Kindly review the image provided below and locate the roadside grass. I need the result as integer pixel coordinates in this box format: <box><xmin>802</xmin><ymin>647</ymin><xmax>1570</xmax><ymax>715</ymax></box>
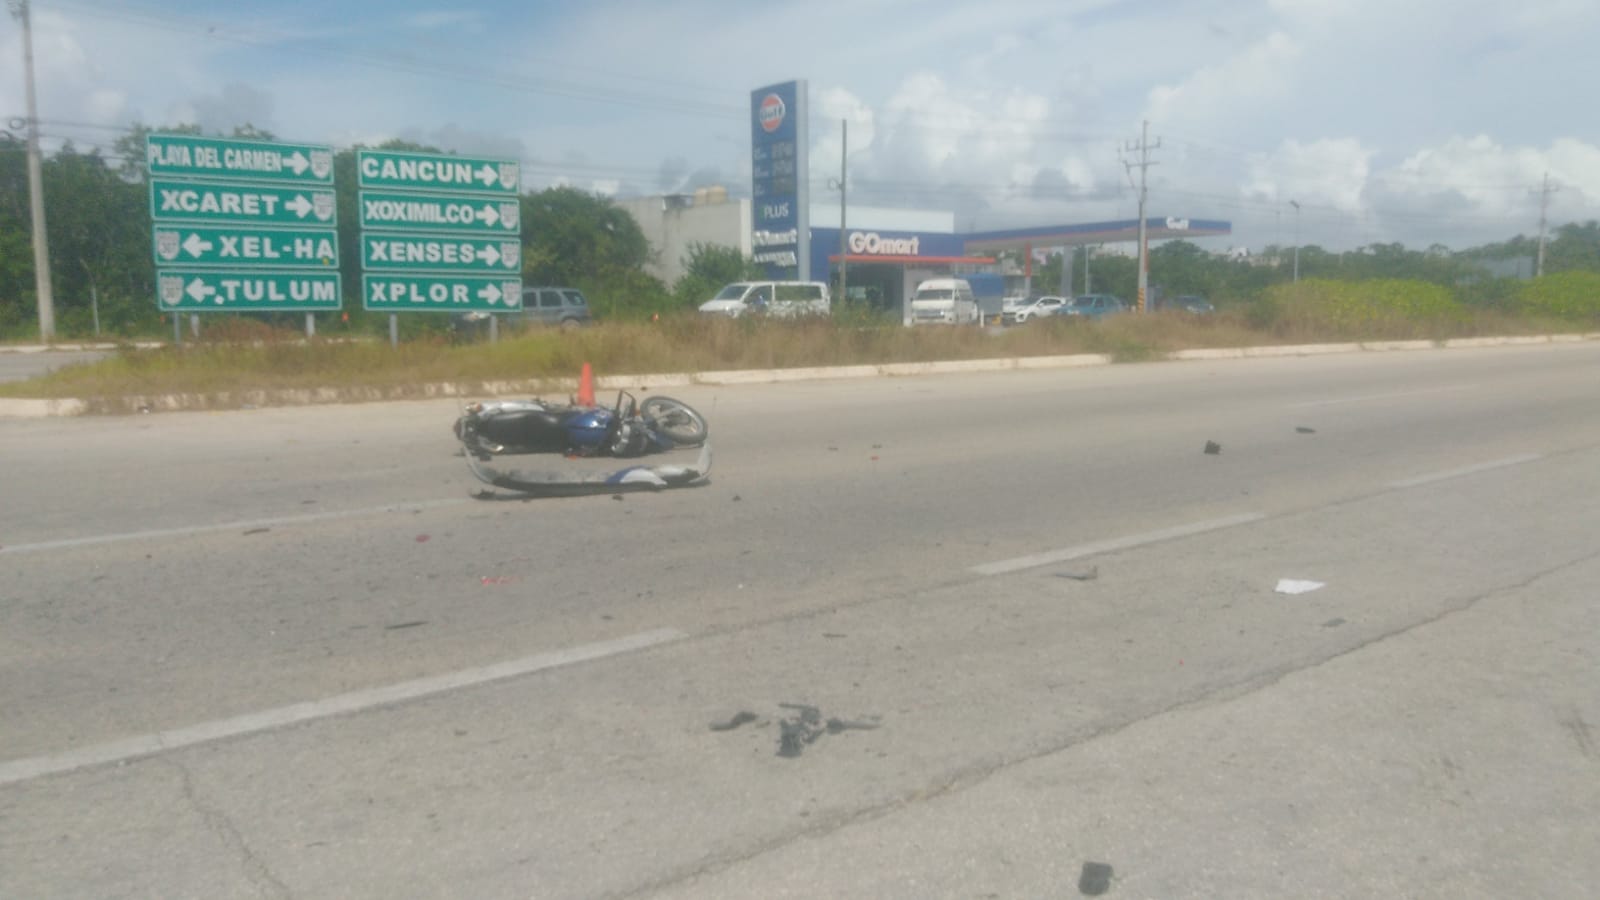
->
<box><xmin>2</xmin><ymin>308</ymin><xmax>1595</xmax><ymax>411</ymax></box>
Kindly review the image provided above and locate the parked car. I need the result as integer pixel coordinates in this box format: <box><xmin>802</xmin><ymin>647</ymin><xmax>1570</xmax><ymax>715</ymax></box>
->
<box><xmin>1002</xmin><ymin>295</ymin><xmax>1069</xmax><ymax>324</ymax></box>
<box><xmin>1061</xmin><ymin>294</ymin><xmax>1128</xmax><ymax>319</ymax></box>
<box><xmin>1166</xmin><ymin>294</ymin><xmax>1214</xmax><ymax>314</ymax></box>
<box><xmin>517</xmin><ymin>286</ymin><xmax>594</xmax><ymax>328</ymax></box>
<box><xmin>453</xmin><ymin>286</ymin><xmax>593</xmax><ymax>337</ymax></box>
<box><xmin>698</xmin><ymin>281</ymin><xmax>830</xmax><ymax>318</ymax></box>
<box><xmin>908</xmin><ymin>277</ymin><xmax>980</xmax><ymax>325</ymax></box>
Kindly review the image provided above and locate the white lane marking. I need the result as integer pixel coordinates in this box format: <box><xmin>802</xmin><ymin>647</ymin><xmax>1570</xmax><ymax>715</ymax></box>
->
<box><xmin>0</xmin><ymin>628</ymin><xmax>686</xmax><ymax>788</ymax></box>
<box><xmin>1286</xmin><ymin>385</ymin><xmax>1473</xmax><ymax>409</ymax></box>
<box><xmin>1388</xmin><ymin>454</ymin><xmax>1543</xmax><ymax>489</ymax></box>
<box><xmin>971</xmin><ymin>513</ymin><xmax>1267</xmax><ymax>576</ymax></box>
<box><xmin>0</xmin><ymin>498</ymin><xmax>471</xmax><ymax>555</ymax></box>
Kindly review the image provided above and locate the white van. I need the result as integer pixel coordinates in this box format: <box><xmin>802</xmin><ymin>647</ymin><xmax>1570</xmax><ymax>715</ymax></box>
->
<box><xmin>909</xmin><ymin>278</ymin><xmax>979</xmax><ymax>325</ymax></box>
<box><xmin>698</xmin><ymin>281</ymin><xmax>830</xmax><ymax>318</ymax></box>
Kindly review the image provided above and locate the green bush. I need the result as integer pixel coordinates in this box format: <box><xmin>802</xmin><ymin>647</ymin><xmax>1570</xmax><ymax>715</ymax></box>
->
<box><xmin>1515</xmin><ymin>271</ymin><xmax>1600</xmax><ymax>321</ymax></box>
<box><xmin>1455</xmin><ymin>277</ymin><xmax>1522</xmax><ymax>311</ymax></box>
<box><xmin>577</xmin><ymin>268</ymin><xmax>672</xmax><ymax>322</ymax></box>
<box><xmin>1261</xmin><ymin>278</ymin><xmax>1465</xmax><ymax>337</ymax></box>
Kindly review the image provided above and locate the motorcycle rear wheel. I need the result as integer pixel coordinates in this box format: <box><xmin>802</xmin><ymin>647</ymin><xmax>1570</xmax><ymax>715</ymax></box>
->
<box><xmin>641</xmin><ymin>396</ymin><xmax>708</xmax><ymax>446</ymax></box>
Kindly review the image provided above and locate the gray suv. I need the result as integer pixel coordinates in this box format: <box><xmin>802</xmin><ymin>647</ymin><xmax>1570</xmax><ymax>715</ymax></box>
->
<box><xmin>455</xmin><ymin>286</ymin><xmax>593</xmax><ymax>337</ymax></box>
<box><xmin>517</xmin><ymin>286</ymin><xmax>592</xmax><ymax>328</ymax></box>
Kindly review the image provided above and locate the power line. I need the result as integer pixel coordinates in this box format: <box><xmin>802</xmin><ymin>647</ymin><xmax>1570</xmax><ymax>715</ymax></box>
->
<box><xmin>40</xmin><ymin>2</ymin><xmax>1153</xmax><ymax>144</ymax></box>
<box><xmin>59</xmin><ymin>0</ymin><xmax>741</xmax><ymax>102</ymax></box>
<box><xmin>49</xmin><ymin>0</ymin><xmax>746</xmax><ymax>119</ymax></box>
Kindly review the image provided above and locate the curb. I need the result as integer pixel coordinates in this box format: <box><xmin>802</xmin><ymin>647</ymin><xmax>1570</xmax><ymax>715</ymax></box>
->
<box><xmin>3</xmin><ymin>333</ymin><xmax>1597</xmax><ymax>419</ymax></box>
<box><xmin>0</xmin><ymin>342</ymin><xmax>164</xmax><ymax>354</ymax></box>
<box><xmin>0</xmin><ymin>398</ymin><xmax>89</xmax><ymax>416</ymax></box>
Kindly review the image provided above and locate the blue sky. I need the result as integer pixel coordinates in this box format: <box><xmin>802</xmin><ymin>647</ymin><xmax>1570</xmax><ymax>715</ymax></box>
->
<box><xmin>3</xmin><ymin>0</ymin><xmax>1598</xmax><ymax>252</ymax></box>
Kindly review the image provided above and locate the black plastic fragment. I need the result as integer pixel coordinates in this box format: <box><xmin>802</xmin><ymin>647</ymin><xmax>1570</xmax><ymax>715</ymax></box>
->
<box><xmin>710</xmin><ymin>711</ymin><xmax>759</xmax><ymax>732</ymax></box>
<box><xmin>1079</xmin><ymin>861</ymin><xmax>1114</xmax><ymax>895</ymax></box>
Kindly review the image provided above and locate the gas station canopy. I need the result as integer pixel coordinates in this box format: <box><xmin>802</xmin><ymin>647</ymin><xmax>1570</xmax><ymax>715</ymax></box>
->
<box><xmin>962</xmin><ymin>217</ymin><xmax>1231</xmax><ymax>254</ymax></box>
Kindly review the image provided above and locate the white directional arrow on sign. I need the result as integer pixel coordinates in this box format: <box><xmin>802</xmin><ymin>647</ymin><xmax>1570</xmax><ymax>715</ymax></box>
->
<box><xmin>185</xmin><ymin>279</ymin><xmax>218</xmax><ymax>303</ymax></box>
<box><xmin>476</xmin><ymin>205</ymin><xmax>500</xmax><ymax>227</ymax></box>
<box><xmin>476</xmin><ymin>245</ymin><xmax>502</xmax><ymax>266</ymax></box>
<box><xmin>285</xmin><ymin>195</ymin><xmax>315</xmax><ymax>219</ymax></box>
<box><xmin>182</xmin><ymin>234</ymin><xmax>214</xmax><ymax>257</ymax></box>
<box><xmin>285</xmin><ymin>151</ymin><xmax>310</xmax><ymax>175</ymax></box>
<box><xmin>477</xmin><ymin>284</ymin><xmax>503</xmax><ymax>305</ymax></box>
<box><xmin>476</xmin><ymin>164</ymin><xmax>498</xmax><ymax>187</ymax></box>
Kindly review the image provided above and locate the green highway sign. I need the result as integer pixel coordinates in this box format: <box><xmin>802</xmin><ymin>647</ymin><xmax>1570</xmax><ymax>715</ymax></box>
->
<box><xmin>146</xmin><ymin>134</ymin><xmax>334</xmax><ymax>185</ymax></box>
<box><xmin>363</xmin><ymin>274</ymin><xmax>524</xmax><ymax>312</ymax></box>
<box><xmin>157</xmin><ymin>270</ymin><xmax>342</xmax><ymax>312</ymax></box>
<box><xmin>153</xmin><ymin>225</ymin><xmax>339</xmax><ymax>268</ymax></box>
<box><xmin>357</xmin><ymin>149</ymin><xmax>519</xmax><ymax>195</ymax></box>
<box><xmin>359</xmin><ymin>190</ymin><xmax>520</xmax><ymax>235</ymax></box>
<box><xmin>151</xmin><ymin>179</ymin><xmax>336</xmax><ymax>226</ymax></box>
<box><xmin>361</xmin><ymin>233</ymin><xmax>521</xmax><ymax>273</ymax></box>
<box><xmin>355</xmin><ymin>149</ymin><xmax>521</xmax><ymax>325</ymax></box>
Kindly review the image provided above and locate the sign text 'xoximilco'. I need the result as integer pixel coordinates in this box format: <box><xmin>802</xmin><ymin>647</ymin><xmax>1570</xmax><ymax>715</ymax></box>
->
<box><xmin>359</xmin><ymin>191</ymin><xmax>520</xmax><ymax>234</ymax></box>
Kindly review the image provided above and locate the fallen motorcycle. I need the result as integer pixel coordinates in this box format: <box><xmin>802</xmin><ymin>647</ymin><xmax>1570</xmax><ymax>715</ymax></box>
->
<box><xmin>454</xmin><ymin>390</ymin><xmax>707</xmax><ymax>459</ymax></box>
<box><xmin>455</xmin><ymin>390</ymin><xmax>713</xmax><ymax>497</ymax></box>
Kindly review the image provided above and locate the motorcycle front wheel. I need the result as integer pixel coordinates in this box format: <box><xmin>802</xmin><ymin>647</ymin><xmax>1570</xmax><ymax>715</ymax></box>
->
<box><xmin>641</xmin><ymin>396</ymin><xmax>708</xmax><ymax>446</ymax></box>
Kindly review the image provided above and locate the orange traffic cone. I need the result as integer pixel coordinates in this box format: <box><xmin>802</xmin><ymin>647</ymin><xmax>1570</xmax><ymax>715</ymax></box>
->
<box><xmin>577</xmin><ymin>361</ymin><xmax>595</xmax><ymax>407</ymax></box>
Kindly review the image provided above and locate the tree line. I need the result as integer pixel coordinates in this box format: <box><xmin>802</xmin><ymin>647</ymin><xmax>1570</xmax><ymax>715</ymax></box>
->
<box><xmin>2</xmin><ymin>126</ymin><xmax>1596</xmax><ymax>338</ymax></box>
<box><xmin>1026</xmin><ymin>225</ymin><xmax>1600</xmax><ymax>311</ymax></box>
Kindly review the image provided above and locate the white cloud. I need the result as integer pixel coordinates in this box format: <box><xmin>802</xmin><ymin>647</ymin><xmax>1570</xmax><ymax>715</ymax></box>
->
<box><xmin>1375</xmin><ymin>136</ymin><xmax>1600</xmax><ymax>224</ymax></box>
<box><xmin>174</xmin><ymin>83</ymin><xmax>278</xmax><ymax>136</ymax></box>
<box><xmin>826</xmin><ymin>70</ymin><xmax>1107</xmax><ymax>223</ymax></box>
<box><xmin>1244</xmin><ymin>138</ymin><xmax>1373</xmax><ymax>212</ymax></box>
<box><xmin>1144</xmin><ymin>32</ymin><xmax>1301</xmax><ymax>132</ymax></box>
<box><xmin>393</xmin><ymin>123</ymin><xmax>528</xmax><ymax>159</ymax></box>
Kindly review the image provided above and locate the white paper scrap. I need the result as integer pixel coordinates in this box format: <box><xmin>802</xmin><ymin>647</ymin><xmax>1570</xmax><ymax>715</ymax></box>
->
<box><xmin>1275</xmin><ymin>578</ymin><xmax>1326</xmax><ymax>595</ymax></box>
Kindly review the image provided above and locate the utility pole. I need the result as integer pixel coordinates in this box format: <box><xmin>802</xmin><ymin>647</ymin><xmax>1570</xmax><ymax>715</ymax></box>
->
<box><xmin>1533</xmin><ymin>172</ymin><xmax>1558</xmax><ymax>277</ymax></box>
<box><xmin>1289</xmin><ymin>200</ymin><xmax>1301</xmax><ymax>283</ymax></box>
<box><xmin>1122</xmin><ymin>120</ymin><xmax>1159</xmax><ymax>313</ymax></box>
<box><xmin>838</xmin><ymin>120</ymin><xmax>847</xmax><ymax>307</ymax></box>
<box><xmin>10</xmin><ymin>0</ymin><xmax>56</xmax><ymax>340</ymax></box>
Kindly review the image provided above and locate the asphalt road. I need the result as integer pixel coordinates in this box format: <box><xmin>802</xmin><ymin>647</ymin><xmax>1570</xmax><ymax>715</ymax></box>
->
<box><xmin>3</xmin><ymin>343</ymin><xmax>1599</xmax><ymax>898</ymax></box>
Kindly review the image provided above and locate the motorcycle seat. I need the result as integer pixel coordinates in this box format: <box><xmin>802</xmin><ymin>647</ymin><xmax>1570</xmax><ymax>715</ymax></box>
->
<box><xmin>477</xmin><ymin>409</ymin><xmax>571</xmax><ymax>451</ymax></box>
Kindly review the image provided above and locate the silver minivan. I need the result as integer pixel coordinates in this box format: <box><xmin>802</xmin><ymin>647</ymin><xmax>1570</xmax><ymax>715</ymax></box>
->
<box><xmin>698</xmin><ymin>281</ymin><xmax>830</xmax><ymax>318</ymax></box>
